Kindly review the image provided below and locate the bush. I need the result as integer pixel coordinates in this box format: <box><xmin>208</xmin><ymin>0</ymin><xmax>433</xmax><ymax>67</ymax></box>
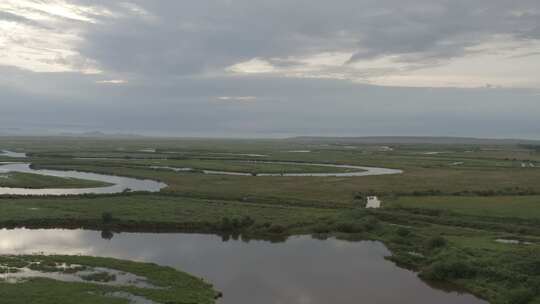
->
<box><xmin>220</xmin><ymin>217</ymin><xmax>233</xmax><ymax>231</ymax></box>
<box><xmin>240</xmin><ymin>216</ymin><xmax>255</xmax><ymax>227</ymax></box>
<box><xmin>335</xmin><ymin>222</ymin><xmax>364</xmax><ymax>233</ymax></box>
<box><xmin>422</xmin><ymin>260</ymin><xmax>477</xmax><ymax>281</ymax></box>
<box><xmin>101</xmin><ymin>212</ymin><xmax>113</xmax><ymax>224</ymax></box>
<box><xmin>230</xmin><ymin>218</ymin><xmax>240</xmax><ymax>229</ymax></box>
<box><xmin>362</xmin><ymin>216</ymin><xmax>379</xmax><ymax>231</ymax></box>
<box><xmin>396</xmin><ymin>227</ymin><xmax>411</xmax><ymax>237</ymax></box>
<box><xmin>504</xmin><ymin>288</ymin><xmax>535</xmax><ymax>304</ymax></box>
<box><xmin>268</xmin><ymin>224</ymin><xmax>286</xmax><ymax>234</ymax></box>
<box><xmin>353</xmin><ymin>192</ymin><xmax>365</xmax><ymax>200</ymax></box>
<box><xmin>426</xmin><ymin>236</ymin><xmax>447</xmax><ymax>250</ymax></box>
<box><xmin>313</xmin><ymin>224</ymin><xmax>331</xmax><ymax>234</ymax></box>
<box><xmin>220</xmin><ymin>216</ymin><xmax>255</xmax><ymax>231</ymax></box>
<box><xmin>81</xmin><ymin>272</ymin><xmax>116</xmax><ymax>283</ymax></box>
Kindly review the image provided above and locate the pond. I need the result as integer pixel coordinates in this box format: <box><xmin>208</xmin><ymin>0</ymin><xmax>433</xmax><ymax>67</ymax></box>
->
<box><xmin>0</xmin><ymin>228</ymin><xmax>487</xmax><ymax>304</ymax></box>
<box><xmin>0</xmin><ymin>163</ymin><xmax>166</xmax><ymax>195</ymax></box>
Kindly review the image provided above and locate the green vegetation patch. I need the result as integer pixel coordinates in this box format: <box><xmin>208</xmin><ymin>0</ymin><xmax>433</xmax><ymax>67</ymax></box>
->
<box><xmin>0</xmin><ymin>194</ymin><xmax>340</xmax><ymax>236</ymax></box>
<box><xmin>0</xmin><ymin>255</ymin><xmax>219</xmax><ymax>304</ymax></box>
<box><xmin>385</xmin><ymin>195</ymin><xmax>540</xmax><ymax>219</ymax></box>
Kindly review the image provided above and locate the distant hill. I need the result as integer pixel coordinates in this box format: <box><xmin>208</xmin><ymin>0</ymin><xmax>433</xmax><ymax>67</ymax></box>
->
<box><xmin>58</xmin><ymin>131</ymin><xmax>146</xmax><ymax>139</ymax></box>
<box><xmin>288</xmin><ymin>136</ymin><xmax>540</xmax><ymax>145</ymax></box>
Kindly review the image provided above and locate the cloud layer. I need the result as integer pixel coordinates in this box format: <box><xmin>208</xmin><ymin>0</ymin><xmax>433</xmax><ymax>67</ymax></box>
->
<box><xmin>1</xmin><ymin>1</ymin><xmax>539</xmax><ymax>137</ymax></box>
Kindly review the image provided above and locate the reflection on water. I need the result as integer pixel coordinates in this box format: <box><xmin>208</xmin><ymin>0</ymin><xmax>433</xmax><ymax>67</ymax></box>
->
<box><xmin>0</xmin><ymin>150</ymin><xmax>27</xmax><ymax>158</ymax></box>
<box><xmin>0</xmin><ymin>163</ymin><xmax>166</xmax><ymax>195</ymax></box>
<box><xmin>0</xmin><ymin>228</ymin><xmax>486</xmax><ymax>304</ymax></box>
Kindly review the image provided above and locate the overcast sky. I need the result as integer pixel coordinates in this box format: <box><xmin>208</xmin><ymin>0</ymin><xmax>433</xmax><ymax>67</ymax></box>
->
<box><xmin>1</xmin><ymin>0</ymin><xmax>539</xmax><ymax>138</ymax></box>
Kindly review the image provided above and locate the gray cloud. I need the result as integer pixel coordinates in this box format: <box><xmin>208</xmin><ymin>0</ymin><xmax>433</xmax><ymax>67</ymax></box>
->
<box><xmin>66</xmin><ymin>0</ymin><xmax>540</xmax><ymax>76</ymax></box>
<box><xmin>1</xmin><ymin>65</ymin><xmax>539</xmax><ymax>138</ymax></box>
<box><xmin>1</xmin><ymin>1</ymin><xmax>539</xmax><ymax>138</ymax></box>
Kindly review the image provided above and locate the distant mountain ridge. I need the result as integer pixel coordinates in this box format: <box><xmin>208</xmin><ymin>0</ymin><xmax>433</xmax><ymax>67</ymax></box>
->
<box><xmin>58</xmin><ymin>131</ymin><xmax>146</xmax><ymax>138</ymax></box>
<box><xmin>288</xmin><ymin>136</ymin><xmax>540</xmax><ymax>145</ymax></box>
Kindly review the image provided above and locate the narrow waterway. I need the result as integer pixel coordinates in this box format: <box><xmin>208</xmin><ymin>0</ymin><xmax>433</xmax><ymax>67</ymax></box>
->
<box><xmin>151</xmin><ymin>161</ymin><xmax>404</xmax><ymax>177</ymax></box>
<box><xmin>0</xmin><ymin>163</ymin><xmax>166</xmax><ymax>195</ymax></box>
<box><xmin>0</xmin><ymin>150</ymin><xmax>27</xmax><ymax>158</ymax></box>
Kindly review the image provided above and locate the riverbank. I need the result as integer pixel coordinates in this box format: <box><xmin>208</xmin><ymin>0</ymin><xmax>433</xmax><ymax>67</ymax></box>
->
<box><xmin>0</xmin><ymin>254</ymin><xmax>219</xmax><ymax>304</ymax></box>
<box><xmin>0</xmin><ymin>163</ymin><xmax>166</xmax><ymax>195</ymax></box>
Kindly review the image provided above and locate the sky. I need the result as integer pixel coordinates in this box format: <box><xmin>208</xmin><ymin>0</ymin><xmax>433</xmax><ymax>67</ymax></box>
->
<box><xmin>0</xmin><ymin>0</ymin><xmax>539</xmax><ymax>138</ymax></box>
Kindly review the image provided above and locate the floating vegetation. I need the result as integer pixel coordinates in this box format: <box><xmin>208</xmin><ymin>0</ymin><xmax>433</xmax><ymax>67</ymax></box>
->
<box><xmin>0</xmin><ymin>255</ymin><xmax>219</xmax><ymax>303</ymax></box>
<box><xmin>0</xmin><ymin>256</ymin><xmax>159</xmax><ymax>289</ymax></box>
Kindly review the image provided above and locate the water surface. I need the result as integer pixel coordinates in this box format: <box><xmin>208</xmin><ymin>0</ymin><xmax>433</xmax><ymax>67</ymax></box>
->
<box><xmin>152</xmin><ymin>161</ymin><xmax>403</xmax><ymax>177</ymax></box>
<box><xmin>0</xmin><ymin>229</ymin><xmax>486</xmax><ymax>304</ymax></box>
<box><xmin>0</xmin><ymin>150</ymin><xmax>27</xmax><ymax>158</ymax></box>
<box><xmin>0</xmin><ymin>163</ymin><xmax>166</xmax><ymax>195</ymax></box>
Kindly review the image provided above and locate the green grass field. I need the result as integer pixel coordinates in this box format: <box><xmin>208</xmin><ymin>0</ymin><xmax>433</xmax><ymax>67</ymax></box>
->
<box><xmin>385</xmin><ymin>195</ymin><xmax>540</xmax><ymax>219</ymax></box>
<box><xmin>1</xmin><ymin>136</ymin><xmax>539</xmax><ymax>304</ymax></box>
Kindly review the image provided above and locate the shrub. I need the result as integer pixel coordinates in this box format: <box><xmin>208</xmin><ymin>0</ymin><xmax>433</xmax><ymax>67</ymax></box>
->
<box><xmin>422</xmin><ymin>260</ymin><xmax>477</xmax><ymax>281</ymax></box>
<box><xmin>101</xmin><ymin>212</ymin><xmax>113</xmax><ymax>224</ymax></box>
<box><xmin>335</xmin><ymin>222</ymin><xmax>364</xmax><ymax>233</ymax></box>
<box><xmin>504</xmin><ymin>288</ymin><xmax>535</xmax><ymax>304</ymax></box>
<box><xmin>240</xmin><ymin>216</ymin><xmax>255</xmax><ymax>227</ymax></box>
<box><xmin>230</xmin><ymin>218</ymin><xmax>240</xmax><ymax>229</ymax></box>
<box><xmin>362</xmin><ymin>216</ymin><xmax>379</xmax><ymax>231</ymax></box>
<box><xmin>353</xmin><ymin>192</ymin><xmax>365</xmax><ymax>200</ymax></box>
<box><xmin>426</xmin><ymin>236</ymin><xmax>447</xmax><ymax>250</ymax></box>
<box><xmin>220</xmin><ymin>217</ymin><xmax>233</xmax><ymax>231</ymax></box>
<box><xmin>81</xmin><ymin>272</ymin><xmax>116</xmax><ymax>283</ymax></box>
<box><xmin>313</xmin><ymin>224</ymin><xmax>331</xmax><ymax>234</ymax></box>
<box><xmin>396</xmin><ymin>227</ymin><xmax>411</xmax><ymax>237</ymax></box>
<box><xmin>268</xmin><ymin>224</ymin><xmax>286</xmax><ymax>234</ymax></box>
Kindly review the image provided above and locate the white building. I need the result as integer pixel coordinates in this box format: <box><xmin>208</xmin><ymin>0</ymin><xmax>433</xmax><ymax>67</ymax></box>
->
<box><xmin>365</xmin><ymin>196</ymin><xmax>381</xmax><ymax>209</ymax></box>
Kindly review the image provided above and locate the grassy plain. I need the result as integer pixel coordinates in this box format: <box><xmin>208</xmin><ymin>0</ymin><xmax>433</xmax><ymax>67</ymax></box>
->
<box><xmin>385</xmin><ymin>195</ymin><xmax>540</xmax><ymax>219</ymax></box>
<box><xmin>0</xmin><ymin>136</ymin><xmax>539</xmax><ymax>304</ymax></box>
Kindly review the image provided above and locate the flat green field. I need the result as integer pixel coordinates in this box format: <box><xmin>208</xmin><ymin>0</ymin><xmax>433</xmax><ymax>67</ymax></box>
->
<box><xmin>1</xmin><ymin>136</ymin><xmax>539</xmax><ymax>304</ymax></box>
<box><xmin>385</xmin><ymin>195</ymin><xmax>540</xmax><ymax>219</ymax></box>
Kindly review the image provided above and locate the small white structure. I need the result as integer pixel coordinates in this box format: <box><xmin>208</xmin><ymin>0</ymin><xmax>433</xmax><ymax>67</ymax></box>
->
<box><xmin>138</xmin><ymin>148</ymin><xmax>156</xmax><ymax>153</ymax></box>
<box><xmin>365</xmin><ymin>196</ymin><xmax>381</xmax><ymax>209</ymax></box>
<box><xmin>378</xmin><ymin>146</ymin><xmax>394</xmax><ymax>152</ymax></box>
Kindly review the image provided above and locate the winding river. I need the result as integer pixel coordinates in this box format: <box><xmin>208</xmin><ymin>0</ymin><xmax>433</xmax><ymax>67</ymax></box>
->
<box><xmin>151</xmin><ymin>161</ymin><xmax>403</xmax><ymax>177</ymax></box>
<box><xmin>0</xmin><ymin>150</ymin><xmax>27</xmax><ymax>158</ymax></box>
<box><xmin>0</xmin><ymin>163</ymin><xmax>166</xmax><ymax>195</ymax></box>
<box><xmin>1</xmin><ymin>150</ymin><xmax>402</xmax><ymax>195</ymax></box>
